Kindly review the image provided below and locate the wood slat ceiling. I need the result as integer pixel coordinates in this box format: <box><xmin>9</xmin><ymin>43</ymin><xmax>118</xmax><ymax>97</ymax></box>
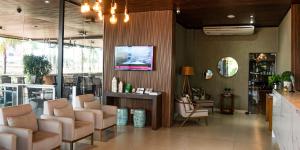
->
<box><xmin>0</xmin><ymin>0</ymin><xmax>292</xmax><ymax>41</ymax></box>
<box><xmin>174</xmin><ymin>0</ymin><xmax>291</xmax><ymax>28</ymax></box>
<box><xmin>0</xmin><ymin>0</ymin><xmax>103</xmax><ymax>41</ymax></box>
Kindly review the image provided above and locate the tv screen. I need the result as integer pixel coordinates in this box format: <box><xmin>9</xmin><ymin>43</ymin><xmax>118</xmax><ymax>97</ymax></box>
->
<box><xmin>114</xmin><ymin>46</ymin><xmax>154</xmax><ymax>71</ymax></box>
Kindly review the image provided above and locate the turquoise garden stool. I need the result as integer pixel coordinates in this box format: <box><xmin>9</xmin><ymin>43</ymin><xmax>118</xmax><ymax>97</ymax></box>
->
<box><xmin>117</xmin><ymin>108</ymin><xmax>128</xmax><ymax>126</ymax></box>
<box><xmin>133</xmin><ymin>109</ymin><xmax>146</xmax><ymax>128</ymax></box>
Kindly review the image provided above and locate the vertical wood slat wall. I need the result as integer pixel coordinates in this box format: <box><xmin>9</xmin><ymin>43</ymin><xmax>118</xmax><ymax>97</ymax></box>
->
<box><xmin>292</xmin><ymin>4</ymin><xmax>300</xmax><ymax>90</ymax></box>
<box><xmin>103</xmin><ymin>10</ymin><xmax>175</xmax><ymax>127</ymax></box>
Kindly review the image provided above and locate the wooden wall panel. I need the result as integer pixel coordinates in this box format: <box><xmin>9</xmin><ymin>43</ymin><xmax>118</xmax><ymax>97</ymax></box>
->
<box><xmin>103</xmin><ymin>10</ymin><xmax>175</xmax><ymax>127</ymax></box>
<box><xmin>292</xmin><ymin>4</ymin><xmax>300</xmax><ymax>90</ymax></box>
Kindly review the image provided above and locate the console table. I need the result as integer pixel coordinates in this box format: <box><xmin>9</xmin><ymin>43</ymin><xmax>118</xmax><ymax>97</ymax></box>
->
<box><xmin>103</xmin><ymin>91</ymin><xmax>162</xmax><ymax>130</ymax></box>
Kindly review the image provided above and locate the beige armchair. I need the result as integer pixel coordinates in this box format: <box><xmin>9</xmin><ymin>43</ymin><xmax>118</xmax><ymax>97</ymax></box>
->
<box><xmin>176</xmin><ymin>96</ymin><xmax>208</xmax><ymax>126</ymax></box>
<box><xmin>0</xmin><ymin>104</ymin><xmax>62</xmax><ymax>150</ymax></box>
<box><xmin>0</xmin><ymin>133</ymin><xmax>17</xmax><ymax>150</ymax></box>
<box><xmin>41</xmin><ymin>98</ymin><xmax>94</xmax><ymax>150</ymax></box>
<box><xmin>74</xmin><ymin>94</ymin><xmax>117</xmax><ymax>141</ymax></box>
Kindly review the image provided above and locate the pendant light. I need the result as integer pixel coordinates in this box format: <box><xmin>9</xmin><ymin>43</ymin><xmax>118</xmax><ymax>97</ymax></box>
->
<box><xmin>98</xmin><ymin>11</ymin><xmax>104</xmax><ymax>21</ymax></box>
<box><xmin>124</xmin><ymin>0</ymin><xmax>129</xmax><ymax>23</ymax></box>
<box><xmin>110</xmin><ymin>0</ymin><xmax>117</xmax><ymax>24</ymax></box>
<box><xmin>92</xmin><ymin>0</ymin><xmax>100</xmax><ymax>12</ymax></box>
<box><xmin>81</xmin><ymin>0</ymin><xmax>90</xmax><ymax>13</ymax></box>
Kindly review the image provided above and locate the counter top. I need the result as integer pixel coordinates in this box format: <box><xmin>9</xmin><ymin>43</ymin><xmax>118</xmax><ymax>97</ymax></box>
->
<box><xmin>274</xmin><ymin>90</ymin><xmax>300</xmax><ymax>109</ymax></box>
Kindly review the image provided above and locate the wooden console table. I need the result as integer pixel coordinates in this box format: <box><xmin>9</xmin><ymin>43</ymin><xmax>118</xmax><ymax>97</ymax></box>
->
<box><xmin>220</xmin><ymin>94</ymin><xmax>234</xmax><ymax>114</ymax></box>
<box><xmin>103</xmin><ymin>91</ymin><xmax>162</xmax><ymax>130</ymax></box>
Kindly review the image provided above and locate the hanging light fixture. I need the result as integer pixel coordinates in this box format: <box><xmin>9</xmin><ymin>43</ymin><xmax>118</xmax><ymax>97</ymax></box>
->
<box><xmin>93</xmin><ymin>0</ymin><xmax>100</xmax><ymax>12</ymax></box>
<box><xmin>80</xmin><ymin>0</ymin><xmax>129</xmax><ymax>24</ymax></box>
<box><xmin>110</xmin><ymin>14</ymin><xmax>117</xmax><ymax>24</ymax></box>
<box><xmin>124</xmin><ymin>0</ymin><xmax>129</xmax><ymax>23</ymax></box>
<box><xmin>98</xmin><ymin>10</ymin><xmax>104</xmax><ymax>20</ymax></box>
<box><xmin>110</xmin><ymin>0</ymin><xmax>117</xmax><ymax>24</ymax></box>
<box><xmin>81</xmin><ymin>0</ymin><xmax>90</xmax><ymax>13</ymax></box>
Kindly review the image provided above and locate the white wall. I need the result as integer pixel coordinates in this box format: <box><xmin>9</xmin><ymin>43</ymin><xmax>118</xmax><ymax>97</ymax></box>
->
<box><xmin>277</xmin><ymin>9</ymin><xmax>291</xmax><ymax>74</ymax></box>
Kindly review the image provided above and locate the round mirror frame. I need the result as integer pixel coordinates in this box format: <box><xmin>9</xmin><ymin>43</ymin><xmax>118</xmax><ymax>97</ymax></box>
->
<box><xmin>217</xmin><ymin>57</ymin><xmax>238</xmax><ymax>78</ymax></box>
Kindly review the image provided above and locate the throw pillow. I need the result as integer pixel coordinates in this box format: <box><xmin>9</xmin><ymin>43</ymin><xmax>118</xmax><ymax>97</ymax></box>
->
<box><xmin>7</xmin><ymin>111</ymin><xmax>38</xmax><ymax>132</ymax></box>
<box><xmin>53</xmin><ymin>104</ymin><xmax>75</xmax><ymax>119</ymax></box>
<box><xmin>84</xmin><ymin>100</ymin><xmax>101</xmax><ymax>109</ymax></box>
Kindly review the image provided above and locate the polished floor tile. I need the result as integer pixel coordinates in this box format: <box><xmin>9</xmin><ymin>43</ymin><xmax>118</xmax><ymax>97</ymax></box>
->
<box><xmin>65</xmin><ymin>112</ymin><xmax>278</xmax><ymax>150</ymax></box>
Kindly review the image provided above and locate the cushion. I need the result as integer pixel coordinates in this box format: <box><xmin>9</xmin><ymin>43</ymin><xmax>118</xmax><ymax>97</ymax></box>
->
<box><xmin>7</xmin><ymin>111</ymin><xmax>38</xmax><ymax>132</ymax></box>
<box><xmin>74</xmin><ymin>121</ymin><xmax>94</xmax><ymax>140</ymax></box>
<box><xmin>84</xmin><ymin>101</ymin><xmax>101</xmax><ymax>109</ymax></box>
<box><xmin>32</xmin><ymin>131</ymin><xmax>60</xmax><ymax>150</ymax></box>
<box><xmin>181</xmin><ymin>97</ymin><xmax>194</xmax><ymax>111</ymax></box>
<box><xmin>53</xmin><ymin>104</ymin><xmax>74</xmax><ymax>119</ymax></box>
<box><xmin>103</xmin><ymin>113</ymin><xmax>116</xmax><ymax>129</ymax></box>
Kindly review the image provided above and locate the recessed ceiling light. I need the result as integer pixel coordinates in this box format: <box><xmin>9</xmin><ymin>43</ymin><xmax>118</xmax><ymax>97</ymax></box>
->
<box><xmin>176</xmin><ymin>7</ymin><xmax>181</xmax><ymax>14</ymax></box>
<box><xmin>45</xmin><ymin>0</ymin><xmax>50</xmax><ymax>4</ymax></box>
<box><xmin>250</xmin><ymin>15</ymin><xmax>254</xmax><ymax>18</ymax></box>
<box><xmin>250</xmin><ymin>20</ymin><xmax>254</xmax><ymax>24</ymax></box>
<box><xmin>227</xmin><ymin>14</ymin><xmax>235</xmax><ymax>19</ymax></box>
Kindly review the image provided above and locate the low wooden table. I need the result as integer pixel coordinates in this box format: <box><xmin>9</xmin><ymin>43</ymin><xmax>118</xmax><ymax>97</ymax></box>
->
<box><xmin>220</xmin><ymin>94</ymin><xmax>234</xmax><ymax>114</ymax></box>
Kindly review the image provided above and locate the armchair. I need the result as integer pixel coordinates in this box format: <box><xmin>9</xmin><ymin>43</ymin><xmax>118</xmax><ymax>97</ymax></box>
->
<box><xmin>0</xmin><ymin>133</ymin><xmax>16</xmax><ymax>150</ymax></box>
<box><xmin>74</xmin><ymin>94</ymin><xmax>117</xmax><ymax>141</ymax></box>
<box><xmin>41</xmin><ymin>98</ymin><xmax>94</xmax><ymax>150</ymax></box>
<box><xmin>0</xmin><ymin>104</ymin><xmax>62</xmax><ymax>150</ymax></box>
<box><xmin>176</xmin><ymin>96</ymin><xmax>208</xmax><ymax>126</ymax></box>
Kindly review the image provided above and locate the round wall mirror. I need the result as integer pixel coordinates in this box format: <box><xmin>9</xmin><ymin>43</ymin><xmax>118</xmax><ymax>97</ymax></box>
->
<box><xmin>217</xmin><ymin>57</ymin><xmax>238</xmax><ymax>77</ymax></box>
<box><xmin>203</xmin><ymin>69</ymin><xmax>213</xmax><ymax>80</ymax></box>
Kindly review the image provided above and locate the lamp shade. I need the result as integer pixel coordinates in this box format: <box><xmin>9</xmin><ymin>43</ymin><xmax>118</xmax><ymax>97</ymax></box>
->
<box><xmin>182</xmin><ymin>66</ymin><xmax>194</xmax><ymax>76</ymax></box>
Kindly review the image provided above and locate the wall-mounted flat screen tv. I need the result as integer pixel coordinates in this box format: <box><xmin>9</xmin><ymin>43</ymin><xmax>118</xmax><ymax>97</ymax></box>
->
<box><xmin>114</xmin><ymin>46</ymin><xmax>154</xmax><ymax>71</ymax></box>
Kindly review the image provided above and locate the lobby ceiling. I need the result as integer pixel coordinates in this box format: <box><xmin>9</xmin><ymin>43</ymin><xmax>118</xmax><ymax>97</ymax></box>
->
<box><xmin>0</xmin><ymin>0</ymin><xmax>292</xmax><ymax>41</ymax></box>
<box><xmin>67</xmin><ymin>0</ymin><xmax>292</xmax><ymax>29</ymax></box>
<box><xmin>0</xmin><ymin>0</ymin><xmax>103</xmax><ymax>45</ymax></box>
<box><xmin>174</xmin><ymin>0</ymin><xmax>291</xmax><ymax>28</ymax></box>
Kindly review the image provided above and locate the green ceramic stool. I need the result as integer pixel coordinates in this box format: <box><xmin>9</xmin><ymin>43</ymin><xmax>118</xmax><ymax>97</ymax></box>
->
<box><xmin>117</xmin><ymin>108</ymin><xmax>128</xmax><ymax>126</ymax></box>
<box><xmin>133</xmin><ymin>109</ymin><xmax>146</xmax><ymax>128</ymax></box>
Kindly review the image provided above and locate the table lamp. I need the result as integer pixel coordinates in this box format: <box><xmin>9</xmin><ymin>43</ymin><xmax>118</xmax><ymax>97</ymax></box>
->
<box><xmin>181</xmin><ymin>66</ymin><xmax>194</xmax><ymax>96</ymax></box>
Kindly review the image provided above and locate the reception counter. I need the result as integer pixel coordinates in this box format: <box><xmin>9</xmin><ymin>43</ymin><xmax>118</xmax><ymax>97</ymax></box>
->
<box><xmin>272</xmin><ymin>90</ymin><xmax>300</xmax><ymax>150</ymax></box>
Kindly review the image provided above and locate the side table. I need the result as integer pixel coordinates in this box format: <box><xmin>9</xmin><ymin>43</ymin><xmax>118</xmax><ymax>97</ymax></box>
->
<box><xmin>220</xmin><ymin>94</ymin><xmax>234</xmax><ymax>114</ymax></box>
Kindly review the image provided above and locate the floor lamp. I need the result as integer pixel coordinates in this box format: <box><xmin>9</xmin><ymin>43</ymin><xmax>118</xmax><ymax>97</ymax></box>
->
<box><xmin>182</xmin><ymin>66</ymin><xmax>194</xmax><ymax>97</ymax></box>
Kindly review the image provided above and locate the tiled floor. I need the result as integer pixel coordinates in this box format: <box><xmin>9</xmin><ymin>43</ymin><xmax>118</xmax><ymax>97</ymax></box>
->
<box><xmin>68</xmin><ymin>112</ymin><xmax>279</xmax><ymax>150</ymax></box>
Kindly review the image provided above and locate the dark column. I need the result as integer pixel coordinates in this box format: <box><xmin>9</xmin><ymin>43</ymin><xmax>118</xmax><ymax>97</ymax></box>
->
<box><xmin>57</xmin><ymin>0</ymin><xmax>65</xmax><ymax>98</ymax></box>
<box><xmin>292</xmin><ymin>4</ymin><xmax>300</xmax><ymax>90</ymax></box>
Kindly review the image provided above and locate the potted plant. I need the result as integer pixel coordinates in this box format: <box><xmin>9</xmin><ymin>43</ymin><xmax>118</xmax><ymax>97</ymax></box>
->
<box><xmin>23</xmin><ymin>55</ymin><xmax>52</xmax><ymax>84</ymax></box>
<box><xmin>268</xmin><ymin>75</ymin><xmax>281</xmax><ymax>89</ymax></box>
<box><xmin>281</xmin><ymin>71</ymin><xmax>293</xmax><ymax>91</ymax></box>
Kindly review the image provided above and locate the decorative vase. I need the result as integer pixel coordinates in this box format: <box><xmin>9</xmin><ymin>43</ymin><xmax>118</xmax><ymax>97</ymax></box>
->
<box><xmin>125</xmin><ymin>84</ymin><xmax>132</xmax><ymax>93</ymax></box>
<box><xmin>112</xmin><ymin>77</ymin><xmax>118</xmax><ymax>93</ymax></box>
<box><xmin>283</xmin><ymin>81</ymin><xmax>292</xmax><ymax>91</ymax></box>
<box><xmin>118</xmin><ymin>81</ymin><xmax>123</xmax><ymax>93</ymax></box>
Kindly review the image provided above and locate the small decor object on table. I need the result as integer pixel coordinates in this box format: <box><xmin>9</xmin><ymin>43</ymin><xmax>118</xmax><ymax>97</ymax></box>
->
<box><xmin>145</xmin><ymin>88</ymin><xmax>153</xmax><ymax>94</ymax></box>
<box><xmin>224</xmin><ymin>88</ymin><xmax>232</xmax><ymax>96</ymax></box>
<box><xmin>118</xmin><ymin>81</ymin><xmax>123</xmax><ymax>93</ymax></box>
<box><xmin>281</xmin><ymin>71</ymin><xmax>293</xmax><ymax>92</ymax></box>
<box><xmin>125</xmin><ymin>83</ymin><xmax>133</xmax><ymax>93</ymax></box>
<box><xmin>112</xmin><ymin>76</ymin><xmax>118</xmax><ymax>93</ymax></box>
<box><xmin>268</xmin><ymin>75</ymin><xmax>282</xmax><ymax>90</ymax></box>
<box><xmin>136</xmin><ymin>88</ymin><xmax>145</xmax><ymax>94</ymax></box>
